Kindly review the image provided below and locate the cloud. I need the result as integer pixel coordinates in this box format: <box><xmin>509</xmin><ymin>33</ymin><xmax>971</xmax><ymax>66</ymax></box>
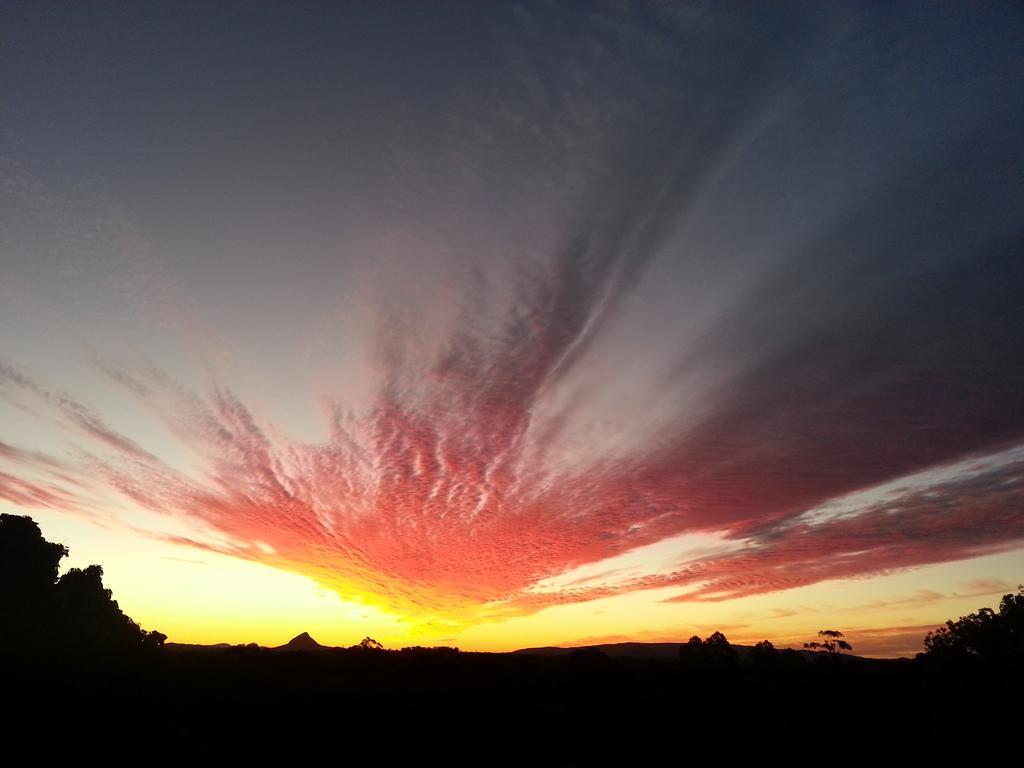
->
<box><xmin>0</xmin><ymin>471</ymin><xmax>82</xmax><ymax>511</ymax></box>
<box><xmin>1</xmin><ymin>2</ymin><xmax>1022</xmax><ymax>631</ymax></box>
<box><xmin>959</xmin><ymin>578</ymin><xmax>1017</xmax><ymax>596</ymax></box>
<box><xmin>1</xmin><ymin>336</ymin><xmax>1021</xmax><ymax>631</ymax></box>
<box><xmin>653</xmin><ymin>448</ymin><xmax>1024</xmax><ymax>604</ymax></box>
<box><xmin>0</xmin><ymin>439</ymin><xmax>68</xmax><ymax>471</ymax></box>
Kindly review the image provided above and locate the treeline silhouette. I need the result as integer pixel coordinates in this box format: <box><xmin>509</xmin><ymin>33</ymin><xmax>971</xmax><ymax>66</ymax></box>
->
<box><xmin>0</xmin><ymin>514</ymin><xmax>166</xmax><ymax>661</ymax></box>
<box><xmin>2</xmin><ymin>513</ymin><xmax>1020</xmax><ymax>764</ymax></box>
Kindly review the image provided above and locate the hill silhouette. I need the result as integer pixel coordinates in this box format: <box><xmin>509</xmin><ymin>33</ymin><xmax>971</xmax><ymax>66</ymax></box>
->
<box><xmin>2</xmin><ymin>512</ymin><xmax>1020</xmax><ymax>764</ymax></box>
<box><xmin>274</xmin><ymin>631</ymin><xmax>325</xmax><ymax>651</ymax></box>
<box><xmin>514</xmin><ymin>641</ymin><xmax>870</xmax><ymax>663</ymax></box>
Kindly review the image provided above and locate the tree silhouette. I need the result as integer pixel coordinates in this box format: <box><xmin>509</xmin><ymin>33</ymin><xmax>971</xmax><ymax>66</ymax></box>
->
<box><xmin>1</xmin><ymin>513</ymin><xmax>67</xmax><ymax>651</ymax></box>
<box><xmin>0</xmin><ymin>513</ymin><xmax>162</xmax><ymax>656</ymax></box>
<box><xmin>358</xmin><ymin>636</ymin><xmax>384</xmax><ymax>650</ymax></box>
<box><xmin>804</xmin><ymin>629</ymin><xmax>852</xmax><ymax>655</ymax></box>
<box><xmin>703</xmin><ymin>631</ymin><xmax>738</xmax><ymax>663</ymax></box>
<box><xmin>923</xmin><ymin>585</ymin><xmax>1023</xmax><ymax>661</ymax></box>
<box><xmin>0</xmin><ymin>513</ymin><xmax>67</xmax><ymax>587</ymax></box>
<box><xmin>751</xmin><ymin>639</ymin><xmax>778</xmax><ymax>664</ymax></box>
<box><xmin>678</xmin><ymin>634</ymin><xmax>703</xmax><ymax>666</ymax></box>
<box><xmin>679</xmin><ymin>631</ymin><xmax>738</xmax><ymax>667</ymax></box>
<box><xmin>56</xmin><ymin>564</ymin><xmax>155</xmax><ymax>654</ymax></box>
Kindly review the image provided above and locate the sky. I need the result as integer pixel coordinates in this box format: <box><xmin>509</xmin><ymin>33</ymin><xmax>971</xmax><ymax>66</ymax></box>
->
<box><xmin>1</xmin><ymin>1</ymin><xmax>1022</xmax><ymax>658</ymax></box>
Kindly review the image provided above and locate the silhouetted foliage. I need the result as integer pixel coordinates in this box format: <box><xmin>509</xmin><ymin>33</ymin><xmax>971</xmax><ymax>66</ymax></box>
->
<box><xmin>678</xmin><ymin>634</ymin><xmax>703</xmax><ymax>666</ymax></box>
<box><xmin>357</xmin><ymin>636</ymin><xmax>384</xmax><ymax>650</ymax></box>
<box><xmin>751</xmin><ymin>639</ymin><xmax>778</xmax><ymax>664</ymax></box>
<box><xmin>0</xmin><ymin>513</ymin><xmax>67</xmax><ymax>587</ymax></box>
<box><xmin>804</xmin><ymin>629</ymin><xmax>853</xmax><ymax>655</ymax></box>
<box><xmin>923</xmin><ymin>585</ymin><xmax>1024</xmax><ymax>662</ymax></box>
<box><xmin>0</xmin><ymin>512</ymin><xmax>161</xmax><ymax>657</ymax></box>
<box><xmin>703</xmin><ymin>631</ymin><xmax>738</xmax><ymax>664</ymax></box>
<box><xmin>679</xmin><ymin>631</ymin><xmax>737</xmax><ymax>668</ymax></box>
<box><xmin>143</xmin><ymin>629</ymin><xmax>168</xmax><ymax>649</ymax></box>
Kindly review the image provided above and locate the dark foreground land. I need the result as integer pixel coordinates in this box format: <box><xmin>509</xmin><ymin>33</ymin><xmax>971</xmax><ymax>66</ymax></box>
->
<box><xmin>3</xmin><ymin>511</ymin><xmax>1020</xmax><ymax>765</ymax></box>
<box><xmin>5</xmin><ymin>640</ymin><xmax>1020</xmax><ymax>765</ymax></box>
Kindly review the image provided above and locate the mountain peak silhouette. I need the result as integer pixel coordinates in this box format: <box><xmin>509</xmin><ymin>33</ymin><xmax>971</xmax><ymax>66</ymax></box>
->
<box><xmin>277</xmin><ymin>632</ymin><xmax>323</xmax><ymax>651</ymax></box>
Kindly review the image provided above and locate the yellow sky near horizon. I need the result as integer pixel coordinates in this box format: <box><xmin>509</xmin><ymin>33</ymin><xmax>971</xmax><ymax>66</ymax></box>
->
<box><xmin>13</xmin><ymin>501</ymin><xmax>1019</xmax><ymax>658</ymax></box>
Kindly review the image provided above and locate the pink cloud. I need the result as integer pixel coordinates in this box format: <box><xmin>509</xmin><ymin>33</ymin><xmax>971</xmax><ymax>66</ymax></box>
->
<box><xmin>1</xmin><ymin>237</ymin><xmax>1023</xmax><ymax>631</ymax></box>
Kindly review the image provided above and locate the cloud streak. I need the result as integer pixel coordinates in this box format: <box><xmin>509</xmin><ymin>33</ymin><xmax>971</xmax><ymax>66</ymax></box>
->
<box><xmin>1</xmin><ymin>296</ymin><xmax>1021</xmax><ymax>629</ymax></box>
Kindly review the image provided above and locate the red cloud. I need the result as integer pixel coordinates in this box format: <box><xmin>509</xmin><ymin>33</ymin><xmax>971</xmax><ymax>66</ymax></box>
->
<box><xmin>2</xmin><ymin>218</ymin><xmax>1023</xmax><ymax>635</ymax></box>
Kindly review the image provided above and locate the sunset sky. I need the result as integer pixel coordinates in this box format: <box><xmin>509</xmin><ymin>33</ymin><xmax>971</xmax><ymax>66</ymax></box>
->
<box><xmin>2</xmin><ymin>1</ymin><xmax>1022</xmax><ymax>658</ymax></box>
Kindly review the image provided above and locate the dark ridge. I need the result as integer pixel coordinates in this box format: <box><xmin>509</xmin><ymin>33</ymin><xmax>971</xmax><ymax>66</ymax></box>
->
<box><xmin>513</xmin><ymin>641</ymin><xmax>883</xmax><ymax>663</ymax></box>
<box><xmin>273</xmin><ymin>631</ymin><xmax>325</xmax><ymax>651</ymax></box>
